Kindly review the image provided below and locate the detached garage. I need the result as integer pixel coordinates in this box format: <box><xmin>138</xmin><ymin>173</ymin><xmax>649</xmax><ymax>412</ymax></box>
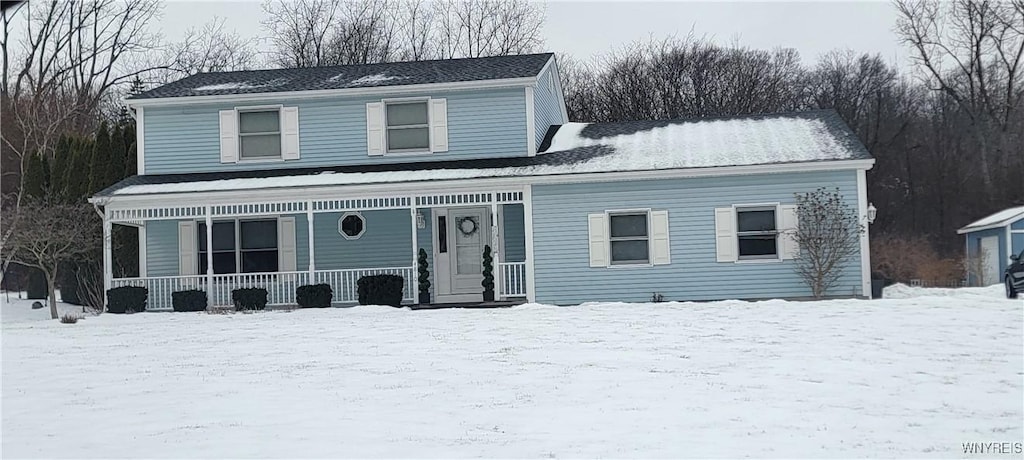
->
<box><xmin>958</xmin><ymin>206</ymin><xmax>1024</xmax><ymax>286</ymax></box>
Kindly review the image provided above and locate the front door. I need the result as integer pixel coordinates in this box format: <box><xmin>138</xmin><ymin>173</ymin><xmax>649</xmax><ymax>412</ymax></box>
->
<box><xmin>448</xmin><ymin>207</ymin><xmax>490</xmax><ymax>295</ymax></box>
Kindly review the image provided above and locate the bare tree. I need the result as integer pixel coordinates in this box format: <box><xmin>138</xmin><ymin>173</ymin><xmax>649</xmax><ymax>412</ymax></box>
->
<box><xmin>156</xmin><ymin>17</ymin><xmax>258</xmax><ymax>82</ymax></box>
<box><xmin>788</xmin><ymin>187</ymin><xmax>866</xmax><ymax>298</ymax></box>
<box><xmin>262</xmin><ymin>0</ymin><xmax>342</xmax><ymax>67</ymax></box>
<box><xmin>964</xmin><ymin>246</ymin><xmax>992</xmax><ymax>286</ymax></box>
<box><xmin>3</xmin><ymin>199</ymin><xmax>102</xmax><ymax>319</ymax></box>
<box><xmin>1</xmin><ymin>0</ymin><xmax>163</xmax><ymax>286</ymax></box>
<box><xmin>895</xmin><ymin>0</ymin><xmax>1024</xmax><ymax>200</ymax></box>
<box><xmin>261</xmin><ymin>0</ymin><xmax>544</xmax><ymax>66</ymax></box>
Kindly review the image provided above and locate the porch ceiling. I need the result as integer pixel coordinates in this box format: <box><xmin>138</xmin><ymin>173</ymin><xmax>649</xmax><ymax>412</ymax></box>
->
<box><xmin>103</xmin><ymin>191</ymin><xmax>525</xmax><ymax>223</ymax></box>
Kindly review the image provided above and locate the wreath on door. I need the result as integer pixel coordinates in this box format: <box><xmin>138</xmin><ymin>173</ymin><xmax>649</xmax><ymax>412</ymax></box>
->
<box><xmin>456</xmin><ymin>216</ymin><xmax>478</xmax><ymax>237</ymax></box>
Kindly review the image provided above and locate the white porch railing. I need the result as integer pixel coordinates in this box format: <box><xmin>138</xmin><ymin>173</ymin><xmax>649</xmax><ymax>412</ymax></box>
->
<box><xmin>111</xmin><ymin>266</ymin><xmax>415</xmax><ymax>311</ymax></box>
<box><xmin>112</xmin><ymin>275</ymin><xmax>205</xmax><ymax>311</ymax></box>
<box><xmin>498</xmin><ymin>262</ymin><xmax>527</xmax><ymax>298</ymax></box>
<box><xmin>313</xmin><ymin>267</ymin><xmax>416</xmax><ymax>303</ymax></box>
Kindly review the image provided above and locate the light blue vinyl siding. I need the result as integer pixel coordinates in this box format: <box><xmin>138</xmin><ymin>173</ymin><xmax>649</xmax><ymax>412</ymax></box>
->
<box><xmin>143</xmin><ymin>88</ymin><xmax>528</xmax><ymax>174</ymax></box>
<box><xmin>533</xmin><ymin>65</ymin><xmax>565</xmax><ymax>149</ymax></box>
<box><xmin>145</xmin><ymin>215</ymin><xmax>309</xmax><ymax>276</ymax></box>
<box><xmin>1012</xmin><ymin>218</ymin><xmax>1024</xmax><ymax>231</ymax></box>
<box><xmin>502</xmin><ymin>204</ymin><xmax>526</xmax><ymax>262</ymax></box>
<box><xmin>531</xmin><ymin>170</ymin><xmax>864</xmax><ymax>305</ymax></box>
<box><xmin>311</xmin><ymin>210</ymin><xmax>413</xmax><ymax>269</ymax></box>
<box><xmin>1012</xmin><ymin>233</ymin><xmax>1024</xmax><ymax>258</ymax></box>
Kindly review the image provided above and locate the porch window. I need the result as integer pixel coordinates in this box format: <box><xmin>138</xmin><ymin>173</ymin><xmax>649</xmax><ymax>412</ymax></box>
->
<box><xmin>238</xmin><ymin>110</ymin><xmax>281</xmax><ymax>159</ymax></box>
<box><xmin>609</xmin><ymin>212</ymin><xmax>649</xmax><ymax>265</ymax></box>
<box><xmin>736</xmin><ymin>207</ymin><xmax>778</xmax><ymax>259</ymax></box>
<box><xmin>198</xmin><ymin>219</ymin><xmax>279</xmax><ymax>274</ymax></box>
<box><xmin>385</xmin><ymin>101</ymin><xmax>429</xmax><ymax>152</ymax></box>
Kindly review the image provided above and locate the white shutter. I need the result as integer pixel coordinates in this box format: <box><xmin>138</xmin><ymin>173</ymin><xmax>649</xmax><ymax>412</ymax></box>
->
<box><xmin>650</xmin><ymin>210</ymin><xmax>671</xmax><ymax>265</ymax></box>
<box><xmin>178</xmin><ymin>221</ymin><xmax>197</xmax><ymax>275</ymax></box>
<box><xmin>366</xmin><ymin>102</ymin><xmax>385</xmax><ymax>156</ymax></box>
<box><xmin>430</xmin><ymin>98</ymin><xmax>448</xmax><ymax>152</ymax></box>
<box><xmin>588</xmin><ymin>213</ymin><xmax>609</xmax><ymax>267</ymax></box>
<box><xmin>714</xmin><ymin>207</ymin><xmax>737</xmax><ymax>263</ymax></box>
<box><xmin>281</xmin><ymin>106</ymin><xmax>300</xmax><ymax>160</ymax></box>
<box><xmin>278</xmin><ymin>217</ymin><xmax>297</xmax><ymax>272</ymax></box>
<box><xmin>779</xmin><ymin>204</ymin><xmax>799</xmax><ymax>260</ymax></box>
<box><xmin>218</xmin><ymin>109</ymin><xmax>238</xmax><ymax>163</ymax></box>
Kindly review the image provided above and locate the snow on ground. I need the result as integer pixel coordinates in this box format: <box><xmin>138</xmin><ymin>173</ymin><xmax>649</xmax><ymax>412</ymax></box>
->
<box><xmin>2</xmin><ymin>287</ymin><xmax>1021</xmax><ymax>458</ymax></box>
<box><xmin>0</xmin><ymin>292</ymin><xmax>92</xmax><ymax>324</ymax></box>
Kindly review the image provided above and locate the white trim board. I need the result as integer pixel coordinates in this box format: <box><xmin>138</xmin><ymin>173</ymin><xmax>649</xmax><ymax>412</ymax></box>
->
<box><xmin>857</xmin><ymin>168</ymin><xmax>872</xmax><ymax>298</ymax></box>
<box><xmin>92</xmin><ymin>159</ymin><xmax>876</xmax><ymax>208</ymax></box>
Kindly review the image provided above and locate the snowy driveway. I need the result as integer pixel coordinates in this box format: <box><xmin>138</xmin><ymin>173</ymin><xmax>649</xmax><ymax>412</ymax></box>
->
<box><xmin>2</xmin><ymin>287</ymin><xmax>1022</xmax><ymax>458</ymax></box>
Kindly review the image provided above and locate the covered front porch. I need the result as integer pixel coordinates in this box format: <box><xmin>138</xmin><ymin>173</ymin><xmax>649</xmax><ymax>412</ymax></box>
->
<box><xmin>102</xmin><ymin>189</ymin><xmax>532</xmax><ymax>310</ymax></box>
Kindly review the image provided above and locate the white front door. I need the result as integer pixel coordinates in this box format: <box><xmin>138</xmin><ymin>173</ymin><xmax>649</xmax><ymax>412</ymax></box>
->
<box><xmin>449</xmin><ymin>207</ymin><xmax>490</xmax><ymax>295</ymax></box>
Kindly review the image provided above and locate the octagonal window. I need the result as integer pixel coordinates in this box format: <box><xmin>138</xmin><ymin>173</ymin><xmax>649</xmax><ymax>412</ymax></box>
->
<box><xmin>339</xmin><ymin>212</ymin><xmax>365</xmax><ymax>240</ymax></box>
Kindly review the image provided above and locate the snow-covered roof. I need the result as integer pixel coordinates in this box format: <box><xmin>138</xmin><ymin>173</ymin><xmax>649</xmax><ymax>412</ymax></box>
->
<box><xmin>957</xmin><ymin>206</ymin><xmax>1024</xmax><ymax>234</ymax></box>
<box><xmin>95</xmin><ymin>110</ymin><xmax>872</xmax><ymax>198</ymax></box>
<box><xmin>129</xmin><ymin>53</ymin><xmax>553</xmax><ymax>100</ymax></box>
<box><xmin>539</xmin><ymin>110</ymin><xmax>870</xmax><ymax>168</ymax></box>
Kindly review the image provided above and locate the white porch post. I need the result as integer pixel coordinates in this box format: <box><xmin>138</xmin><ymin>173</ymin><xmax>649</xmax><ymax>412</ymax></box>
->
<box><xmin>410</xmin><ymin>204</ymin><xmax>418</xmax><ymax>303</ymax></box>
<box><xmin>523</xmin><ymin>185</ymin><xmax>536</xmax><ymax>303</ymax></box>
<box><xmin>491</xmin><ymin>195</ymin><xmax>500</xmax><ymax>299</ymax></box>
<box><xmin>102</xmin><ymin>210</ymin><xmax>113</xmax><ymax>300</ymax></box>
<box><xmin>205</xmin><ymin>206</ymin><xmax>214</xmax><ymax>306</ymax></box>
<box><xmin>306</xmin><ymin>201</ymin><xmax>315</xmax><ymax>283</ymax></box>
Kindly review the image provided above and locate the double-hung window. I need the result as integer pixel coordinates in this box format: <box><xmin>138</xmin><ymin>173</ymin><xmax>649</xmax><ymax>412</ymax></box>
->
<box><xmin>385</xmin><ymin>101</ymin><xmax>429</xmax><ymax>152</ymax></box>
<box><xmin>238</xmin><ymin>110</ymin><xmax>281</xmax><ymax>160</ymax></box>
<box><xmin>198</xmin><ymin>219</ymin><xmax>279</xmax><ymax>274</ymax></box>
<box><xmin>609</xmin><ymin>212</ymin><xmax>649</xmax><ymax>265</ymax></box>
<box><xmin>736</xmin><ymin>207</ymin><xmax>778</xmax><ymax>259</ymax></box>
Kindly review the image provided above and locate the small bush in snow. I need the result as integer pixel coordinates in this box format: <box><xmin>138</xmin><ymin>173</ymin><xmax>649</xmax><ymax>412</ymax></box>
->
<box><xmin>172</xmin><ymin>290</ymin><xmax>207</xmax><ymax>312</ymax></box>
<box><xmin>106</xmin><ymin>286</ymin><xmax>148</xmax><ymax>314</ymax></box>
<box><xmin>232</xmin><ymin>288</ymin><xmax>268</xmax><ymax>311</ymax></box>
<box><xmin>60</xmin><ymin>314</ymin><xmax>80</xmax><ymax>324</ymax></box>
<box><xmin>357</xmin><ymin>275</ymin><xmax>404</xmax><ymax>307</ymax></box>
<box><xmin>651</xmin><ymin>292</ymin><xmax>665</xmax><ymax>303</ymax></box>
<box><xmin>296</xmin><ymin>284</ymin><xmax>333</xmax><ymax>308</ymax></box>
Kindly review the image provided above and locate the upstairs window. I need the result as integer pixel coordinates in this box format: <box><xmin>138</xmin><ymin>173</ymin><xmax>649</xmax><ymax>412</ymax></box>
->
<box><xmin>736</xmin><ymin>207</ymin><xmax>778</xmax><ymax>259</ymax></box>
<box><xmin>238</xmin><ymin>110</ymin><xmax>281</xmax><ymax>159</ymax></box>
<box><xmin>609</xmin><ymin>212</ymin><xmax>649</xmax><ymax>265</ymax></box>
<box><xmin>385</xmin><ymin>101</ymin><xmax>429</xmax><ymax>152</ymax></box>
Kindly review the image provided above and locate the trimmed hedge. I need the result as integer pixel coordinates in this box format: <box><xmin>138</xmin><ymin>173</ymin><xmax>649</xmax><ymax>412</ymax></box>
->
<box><xmin>232</xmin><ymin>288</ymin><xmax>268</xmax><ymax>311</ymax></box>
<box><xmin>106</xmin><ymin>286</ymin><xmax>148</xmax><ymax>314</ymax></box>
<box><xmin>172</xmin><ymin>290</ymin><xmax>207</xmax><ymax>312</ymax></box>
<box><xmin>296</xmin><ymin>284</ymin><xmax>333</xmax><ymax>308</ymax></box>
<box><xmin>357</xmin><ymin>274</ymin><xmax>404</xmax><ymax>307</ymax></box>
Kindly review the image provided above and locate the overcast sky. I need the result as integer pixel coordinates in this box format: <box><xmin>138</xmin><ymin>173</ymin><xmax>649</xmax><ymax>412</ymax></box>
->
<box><xmin>160</xmin><ymin>0</ymin><xmax>906</xmax><ymax>68</ymax></box>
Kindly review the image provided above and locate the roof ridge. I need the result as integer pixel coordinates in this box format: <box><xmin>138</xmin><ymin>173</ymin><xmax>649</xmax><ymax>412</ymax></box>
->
<box><xmin>171</xmin><ymin>52</ymin><xmax>555</xmax><ymax>80</ymax></box>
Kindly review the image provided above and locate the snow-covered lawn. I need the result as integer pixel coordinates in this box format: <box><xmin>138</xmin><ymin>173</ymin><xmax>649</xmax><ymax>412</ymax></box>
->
<box><xmin>2</xmin><ymin>286</ymin><xmax>1021</xmax><ymax>458</ymax></box>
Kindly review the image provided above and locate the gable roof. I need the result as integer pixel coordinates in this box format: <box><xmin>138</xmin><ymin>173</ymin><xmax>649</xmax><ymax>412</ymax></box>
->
<box><xmin>957</xmin><ymin>206</ymin><xmax>1024</xmax><ymax>234</ymax></box>
<box><xmin>130</xmin><ymin>53</ymin><xmax>554</xmax><ymax>101</ymax></box>
<box><xmin>93</xmin><ymin>109</ymin><xmax>873</xmax><ymax>199</ymax></box>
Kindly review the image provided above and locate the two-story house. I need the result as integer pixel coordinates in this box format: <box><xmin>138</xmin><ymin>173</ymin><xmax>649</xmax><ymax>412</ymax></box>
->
<box><xmin>90</xmin><ymin>53</ymin><xmax>875</xmax><ymax>309</ymax></box>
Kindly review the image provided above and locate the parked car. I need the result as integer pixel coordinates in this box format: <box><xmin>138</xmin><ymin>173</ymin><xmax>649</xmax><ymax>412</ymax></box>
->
<box><xmin>1006</xmin><ymin>250</ymin><xmax>1024</xmax><ymax>299</ymax></box>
